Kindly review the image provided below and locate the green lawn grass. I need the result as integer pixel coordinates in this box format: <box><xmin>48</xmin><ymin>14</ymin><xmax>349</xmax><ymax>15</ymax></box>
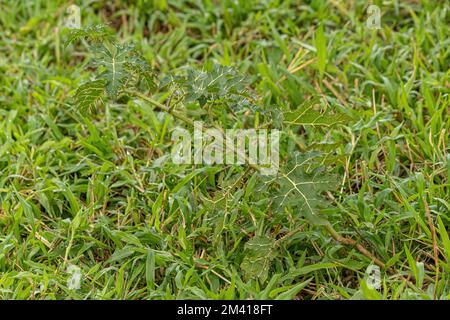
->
<box><xmin>0</xmin><ymin>0</ymin><xmax>449</xmax><ymax>300</ymax></box>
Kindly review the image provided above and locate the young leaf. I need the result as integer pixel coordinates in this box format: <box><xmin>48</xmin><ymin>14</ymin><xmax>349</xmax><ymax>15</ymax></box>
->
<box><xmin>165</xmin><ymin>64</ymin><xmax>250</xmax><ymax>108</ymax></box>
<box><xmin>283</xmin><ymin>99</ymin><xmax>350</xmax><ymax>127</ymax></box>
<box><xmin>262</xmin><ymin>152</ymin><xmax>337</xmax><ymax>225</ymax></box>
<box><xmin>67</xmin><ymin>25</ymin><xmax>155</xmax><ymax>105</ymax></box>
<box><xmin>92</xmin><ymin>43</ymin><xmax>132</xmax><ymax>97</ymax></box>
<box><xmin>74</xmin><ymin>80</ymin><xmax>105</xmax><ymax>114</ymax></box>
<box><xmin>126</xmin><ymin>53</ymin><xmax>156</xmax><ymax>90</ymax></box>
<box><xmin>64</xmin><ymin>24</ymin><xmax>113</xmax><ymax>47</ymax></box>
<box><xmin>240</xmin><ymin>235</ymin><xmax>276</xmax><ymax>283</ymax></box>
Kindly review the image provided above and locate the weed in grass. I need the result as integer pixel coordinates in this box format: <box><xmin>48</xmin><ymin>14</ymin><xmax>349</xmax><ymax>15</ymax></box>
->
<box><xmin>0</xmin><ymin>0</ymin><xmax>448</xmax><ymax>300</ymax></box>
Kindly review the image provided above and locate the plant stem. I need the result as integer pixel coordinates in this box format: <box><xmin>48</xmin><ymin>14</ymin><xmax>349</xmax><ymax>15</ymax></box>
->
<box><xmin>128</xmin><ymin>89</ymin><xmax>260</xmax><ymax>171</ymax></box>
<box><xmin>128</xmin><ymin>88</ymin><xmax>388</xmax><ymax>272</ymax></box>
<box><xmin>126</xmin><ymin>89</ymin><xmax>195</xmax><ymax>126</ymax></box>
<box><xmin>324</xmin><ymin>222</ymin><xmax>387</xmax><ymax>270</ymax></box>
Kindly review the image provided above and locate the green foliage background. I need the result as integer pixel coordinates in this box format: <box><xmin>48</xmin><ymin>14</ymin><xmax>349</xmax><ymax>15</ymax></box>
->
<box><xmin>0</xmin><ymin>0</ymin><xmax>449</xmax><ymax>300</ymax></box>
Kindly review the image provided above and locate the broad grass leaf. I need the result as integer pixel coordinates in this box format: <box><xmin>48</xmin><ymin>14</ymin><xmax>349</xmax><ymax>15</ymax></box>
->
<box><xmin>271</xmin><ymin>278</ymin><xmax>312</xmax><ymax>300</ymax></box>
<box><xmin>315</xmin><ymin>23</ymin><xmax>327</xmax><ymax>78</ymax></box>
<box><xmin>107</xmin><ymin>246</ymin><xmax>135</xmax><ymax>263</ymax></box>
<box><xmin>146</xmin><ymin>250</ymin><xmax>156</xmax><ymax>291</ymax></box>
<box><xmin>280</xmin><ymin>262</ymin><xmax>338</xmax><ymax>282</ymax></box>
<box><xmin>359</xmin><ymin>280</ymin><xmax>382</xmax><ymax>300</ymax></box>
<box><xmin>437</xmin><ymin>216</ymin><xmax>450</xmax><ymax>265</ymax></box>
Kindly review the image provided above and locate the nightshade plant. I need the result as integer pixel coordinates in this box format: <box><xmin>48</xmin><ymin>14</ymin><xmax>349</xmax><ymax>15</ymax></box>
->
<box><xmin>65</xmin><ymin>25</ymin><xmax>383</xmax><ymax>282</ymax></box>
